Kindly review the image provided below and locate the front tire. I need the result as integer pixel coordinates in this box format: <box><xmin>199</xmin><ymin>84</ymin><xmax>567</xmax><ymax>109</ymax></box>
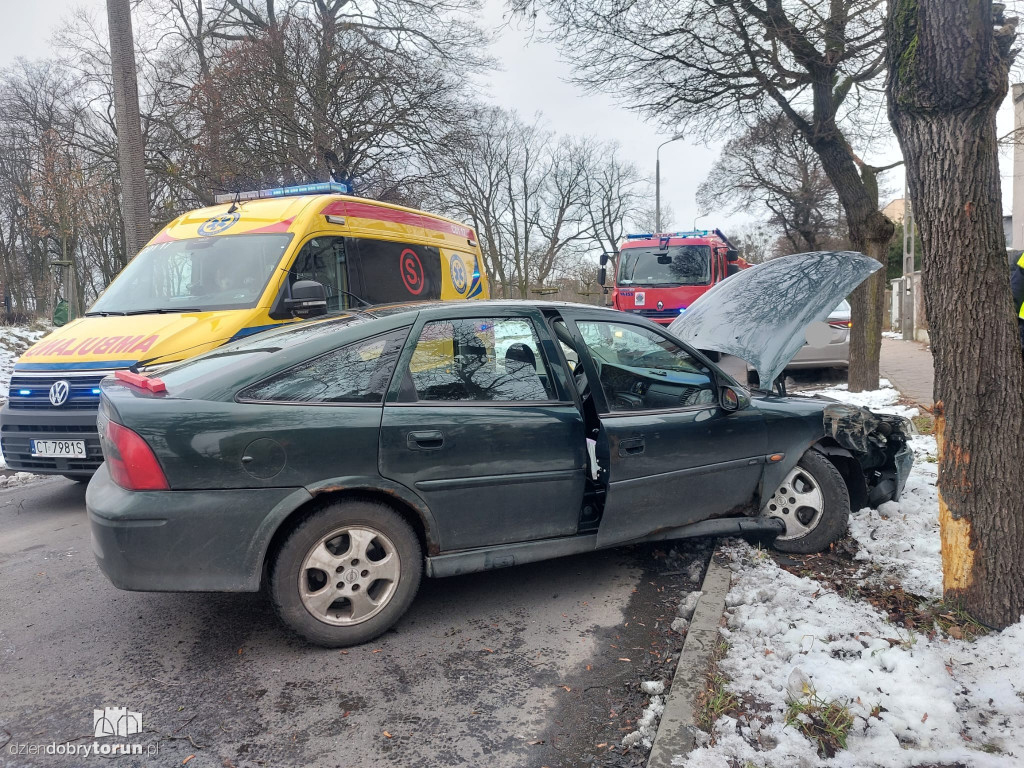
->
<box><xmin>270</xmin><ymin>500</ymin><xmax>423</xmax><ymax>647</ymax></box>
<box><xmin>762</xmin><ymin>451</ymin><xmax>849</xmax><ymax>554</ymax></box>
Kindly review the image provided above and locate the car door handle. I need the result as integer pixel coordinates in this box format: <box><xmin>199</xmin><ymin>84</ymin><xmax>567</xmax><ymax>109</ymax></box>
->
<box><xmin>618</xmin><ymin>437</ymin><xmax>645</xmax><ymax>457</ymax></box>
<box><xmin>407</xmin><ymin>430</ymin><xmax>445</xmax><ymax>450</ymax></box>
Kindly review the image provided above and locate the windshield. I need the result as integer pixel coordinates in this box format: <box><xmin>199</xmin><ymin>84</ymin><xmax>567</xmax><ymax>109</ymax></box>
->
<box><xmin>88</xmin><ymin>234</ymin><xmax>293</xmax><ymax>315</ymax></box>
<box><xmin>617</xmin><ymin>245</ymin><xmax>711</xmax><ymax>287</ymax></box>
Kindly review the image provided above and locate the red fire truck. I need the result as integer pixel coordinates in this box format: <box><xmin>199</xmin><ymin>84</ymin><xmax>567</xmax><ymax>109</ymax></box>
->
<box><xmin>599</xmin><ymin>229</ymin><xmax>748</xmax><ymax>324</ymax></box>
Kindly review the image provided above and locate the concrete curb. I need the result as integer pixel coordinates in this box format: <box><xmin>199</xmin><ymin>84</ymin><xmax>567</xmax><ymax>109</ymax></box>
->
<box><xmin>647</xmin><ymin>547</ymin><xmax>732</xmax><ymax>768</ymax></box>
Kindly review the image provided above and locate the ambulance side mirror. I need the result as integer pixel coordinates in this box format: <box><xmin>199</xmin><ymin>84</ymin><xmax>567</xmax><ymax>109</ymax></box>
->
<box><xmin>270</xmin><ymin>279</ymin><xmax>328</xmax><ymax>319</ymax></box>
<box><xmin>286</xmin><ymin>280</ymin><xmax>328</xmax><ymax>318</ymax></box>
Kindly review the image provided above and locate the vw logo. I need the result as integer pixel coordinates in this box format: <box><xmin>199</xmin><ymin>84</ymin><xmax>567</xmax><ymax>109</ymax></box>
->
<box><xmin>657</xmin><ymin>300</ymin><xmax>664</xmax><ymax>311</ymax></box>
<box><xmin>49</xmin><ymin>380</ymin><xmax>71</xmax><ymax>407</ymax></box>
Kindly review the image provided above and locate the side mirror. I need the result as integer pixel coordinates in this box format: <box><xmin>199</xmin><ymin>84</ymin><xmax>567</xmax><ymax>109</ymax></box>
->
<box><xmin>719</xmin><ymin>385</ymin><xmax>749</xmax><ymax>412</ymax></box>
<box><xmin>285</xmin><ymin>280</ymin><xmax>328</xmax><ymax>317</ymax></box>
<box><xmin>726</xmin><ymin>263</ymin><xmax>741</xmax><ymax>277</ymax></box>
<box><xmin>597</xmin><ymin>267</ymin><xmax>607</xmax><ymax>286</ymax></box>
<box><xmin>726</xmin><ymin>249</ymin><xmax>739</xmax><ymax>262</ymax></box>
<box><xmin>599</xmin><ymin>252</ymin><xmax>610</xmax><ymax>266</ymax></box>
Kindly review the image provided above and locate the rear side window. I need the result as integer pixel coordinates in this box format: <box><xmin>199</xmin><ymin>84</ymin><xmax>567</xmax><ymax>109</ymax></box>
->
<box><xmin>238</xmin><ymin>329</ymin><xmax>408</xmax><ymax>404</ymax></box>
<box><xmin>400</xmin><ymin>317</ymin><xmax>554</xmax><ymax>402</ymax></box>
<box><xmin>349</xmin><ymin>238</ymin><xmax>442</xmax><ymax>303</ymax></box>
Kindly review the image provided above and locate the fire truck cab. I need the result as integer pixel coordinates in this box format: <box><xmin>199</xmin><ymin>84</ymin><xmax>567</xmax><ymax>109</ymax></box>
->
<box><xmin>600</xmin><ymin>229</ymin><xmax>746</xmax><ymax>325</ymax></box>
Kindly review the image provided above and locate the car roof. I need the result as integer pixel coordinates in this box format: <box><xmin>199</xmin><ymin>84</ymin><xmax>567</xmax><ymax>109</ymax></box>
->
<box><xmin>363</xmin><ymin>298</ymin><xmax>617</xmax><ymax>320</ymax></box>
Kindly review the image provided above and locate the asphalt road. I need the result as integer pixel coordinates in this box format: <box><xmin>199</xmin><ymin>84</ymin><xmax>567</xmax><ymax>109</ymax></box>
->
<box><xmin>0</xmin><ymin>477</ymin><xmax>708</xmax><ymax>768</ymax></box>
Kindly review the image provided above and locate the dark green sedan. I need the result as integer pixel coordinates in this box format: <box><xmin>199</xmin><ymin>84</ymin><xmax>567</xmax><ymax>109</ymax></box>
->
<box><xmin>87</xmin><ymin>252</ymin><xmax>912</xmax><ymax>647</ymax></box>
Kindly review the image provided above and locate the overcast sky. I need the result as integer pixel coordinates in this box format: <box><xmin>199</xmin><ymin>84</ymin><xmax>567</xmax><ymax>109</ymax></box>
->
<box><xmin>1</xmin><ymin>1</ymin><xmax>1017</xmax><ymax>235</ymax></box>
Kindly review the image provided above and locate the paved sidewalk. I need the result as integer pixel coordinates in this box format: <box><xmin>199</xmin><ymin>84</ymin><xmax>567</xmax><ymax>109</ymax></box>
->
<box><xmin>880</xmin><ymin>336</ymin><xmax>935</xmax><ymax>408</ymax></box>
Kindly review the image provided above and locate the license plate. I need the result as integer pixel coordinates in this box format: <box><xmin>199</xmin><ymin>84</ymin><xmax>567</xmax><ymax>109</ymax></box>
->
<box><xmin>31</xmin><ymin>439</ymin><xmax>86</xmax><ymax>458</ymax></box>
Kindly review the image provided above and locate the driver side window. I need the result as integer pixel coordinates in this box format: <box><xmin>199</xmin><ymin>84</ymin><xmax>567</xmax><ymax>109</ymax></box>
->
<box><xmin>575</xmin><ymin>321</ymin><xmax>714</xmax><ymax>412</ymax></box>
<box><xmin>289</xmin><ymin>237</ymin><xmax>351</xmax><ymax>312</ymax></box>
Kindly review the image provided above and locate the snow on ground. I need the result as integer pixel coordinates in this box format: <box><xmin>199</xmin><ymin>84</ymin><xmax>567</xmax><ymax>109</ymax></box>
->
<box><xmin>0</xmin><ymin>323</ymin><xmax>48</xmax><ymax>471</ymax></box>
<box><xmin>681</xmin><ymin>542</ymin><xmax>1024</xmax><ymax>768</ymax></box>
<box><xmin>675</xmin><ymin>383</ymin><xmax>1024</xmax><ymax>767</ymax></box>
<box><xmin>803</xmin><ymin>379</ymin><xmax>942</xmax><ymax>597</ymax></box>
<box><xmin>0</xmin><ymin>471</ymin><xmax>39</xmax><ymax>489</ymax></box>
<box><xmin>0</xmin><ymin>323</ymin><xmax>47</xmax><ymax>400</ymax></box>
<box><xmin>809</xmin><ymin>377</ymin><xmax>920</xmax><ymax>420</ymax></box>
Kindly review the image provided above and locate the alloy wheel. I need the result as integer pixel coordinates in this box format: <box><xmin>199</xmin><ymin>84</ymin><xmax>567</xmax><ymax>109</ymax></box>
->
<box><xmin>763</xmin><ymin>466</ymin><xmax>825</xmax><ymax>541</ymax></box>
<box><xmin>298</xmin><ymin>525</ymin><xmax>401</xmax><ymax>625</ymax></box>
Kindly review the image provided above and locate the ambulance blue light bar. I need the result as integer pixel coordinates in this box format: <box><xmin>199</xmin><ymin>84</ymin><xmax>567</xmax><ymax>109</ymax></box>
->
<box><xmin>626</xmin><ymin>233</ymin><xmax>654</xmax><ymax>239</ymax></box>
<box><xmin>213</xmin><ymin>182</ymin><xmax>349</xmax><ymax>204</ymax></box>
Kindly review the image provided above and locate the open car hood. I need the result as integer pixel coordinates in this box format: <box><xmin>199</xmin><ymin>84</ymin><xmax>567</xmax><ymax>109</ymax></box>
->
<box><xmin>668</xmin><ymin>251</ymin><xmax>881</xmax><ymax>385</ymax></box>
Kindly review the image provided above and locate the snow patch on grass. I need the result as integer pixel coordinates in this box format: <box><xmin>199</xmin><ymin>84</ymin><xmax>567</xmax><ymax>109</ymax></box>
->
<box><xmin>679</xmin><ymin>541</ymin><xmax>1024</xmax><ymax>767</ymax></box>
<box><xmin>677</xmin><ymin>383</ymin><xmax>1023</xmax><ymax>767</ymax></box>
<box><xmin>1</xmin><ymin>323</ymin><xmax>48</xmax><ymax>400</ymax></box>
<box><xmin>849</xmin><ymin>434</ymin><xmax>942</xmax><ymax>597</ymax></box>
<box><xmin>804</xmin><ymin>379</ymin><xmax>941</xmax><ymax>597</ymax></box>
<box><xmin>1</xmin><ymin>322</ymin><xmax>49</xmax><ymax>472</ymax></box>
<box><xmin>807</xmin><ymin>378</ymin><xmax>920</xmax><ymax>420</ymax></box>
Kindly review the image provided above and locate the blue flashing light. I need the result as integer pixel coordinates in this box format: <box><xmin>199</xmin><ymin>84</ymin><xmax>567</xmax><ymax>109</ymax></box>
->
<box><xmin>18</xmin><ymin>389</ymin><xmax>31</xmax><ymax>396</ymax></box>
<box><xmin>213</xmin><ymin>181</ymin><xmax>349</xmax><ymax>205</ymax></box>
<box><xmin>91</xmin><ymin>388</ymin><xmax>102</xmax><ymax>395</ymax></box>
<box><xmin>626</xmin><ymin>233</ymin><xmax>653</xmax><ymax>239</ymax></box>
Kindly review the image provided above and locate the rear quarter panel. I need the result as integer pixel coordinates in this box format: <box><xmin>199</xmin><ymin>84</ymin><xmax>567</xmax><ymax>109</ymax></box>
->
<box><xmin>111</xmin><ymin>392</ymin><xmax>385</xmax><ymax>491</ymax></box>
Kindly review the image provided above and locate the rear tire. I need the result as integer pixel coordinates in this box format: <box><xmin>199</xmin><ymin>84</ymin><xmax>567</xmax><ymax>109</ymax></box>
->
<box><xmin>270</xmin><ymin>500</ymin><xmax>422</xmax><ymax>647</ymax></box>
<box><xmin>763</xmin><ymin>451</ymin><xmax>849</xmax><ymax>554</ymax></box>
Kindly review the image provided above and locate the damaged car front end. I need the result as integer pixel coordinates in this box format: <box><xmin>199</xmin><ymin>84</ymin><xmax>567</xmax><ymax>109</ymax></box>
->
<box><xmin>821</xmin><ymin>401</ymin><xmax>914</xmax><ymax>507</ymax></box>
<box><xmin>668</xmin><ymin>249</ymin><xmax>915</xmax><ymax>541</ymax></box>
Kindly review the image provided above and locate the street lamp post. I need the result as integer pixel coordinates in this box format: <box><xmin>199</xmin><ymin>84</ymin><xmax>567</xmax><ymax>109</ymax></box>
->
<box><xmin>656</xmin><ymin>134</ymin><xmax>686</xmax><ymax>233</ymax></box>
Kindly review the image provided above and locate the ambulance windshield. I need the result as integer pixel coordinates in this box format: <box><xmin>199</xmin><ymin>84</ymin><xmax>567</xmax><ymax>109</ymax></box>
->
<box><xmin>88</xmin><ymin>234</ymin><xmax>292</xmax><ymax>315</ymax></box>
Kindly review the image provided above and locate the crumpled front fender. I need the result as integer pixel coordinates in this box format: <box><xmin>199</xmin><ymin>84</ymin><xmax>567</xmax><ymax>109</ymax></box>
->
<box><xmin>822</xmin><ymin>403</ymin><xmax>913</xmax><ymax>505</ymax></box>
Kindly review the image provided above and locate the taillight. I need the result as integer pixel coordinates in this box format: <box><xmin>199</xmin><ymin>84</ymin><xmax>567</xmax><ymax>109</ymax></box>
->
<box><xmin>100</xmin><ymin>417</ymin><xmax>169</xmax><ymax>491</ymax></box>
<box><xmin>829</xmin><ymin>320</ymin><xmax>852</xmax><ymax>329</ymax></box>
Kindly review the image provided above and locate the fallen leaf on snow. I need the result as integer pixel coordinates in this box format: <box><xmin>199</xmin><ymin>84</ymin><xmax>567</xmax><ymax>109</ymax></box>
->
<box><xmin>183</xmin><ymin>756</ymin><xmax>195</xmax><ymax>765</ymax></box>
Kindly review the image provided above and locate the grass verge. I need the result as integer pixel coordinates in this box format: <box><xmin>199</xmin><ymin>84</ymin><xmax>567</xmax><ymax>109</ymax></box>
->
<box><xmin>784</xmin><ymin>690</ymin><xmax>854</xmax><ymax>758</ymax></box>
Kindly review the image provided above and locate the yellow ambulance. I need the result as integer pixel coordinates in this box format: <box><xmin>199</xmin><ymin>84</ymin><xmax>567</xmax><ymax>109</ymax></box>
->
<box><xmin>1</xmin><ymin>182</ymin><xmax>488</xmax><ymax>478</ymax></box>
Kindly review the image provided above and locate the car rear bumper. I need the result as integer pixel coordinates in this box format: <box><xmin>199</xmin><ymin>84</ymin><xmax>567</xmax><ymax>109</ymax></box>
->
<box><xmin>87</xmin><ymin>464</ymin><xmax>312</xmax><ymax>592</ymax></box>
<box><xmin>0</xmin><ymin>402</ymin><xmax>103</xmax><ymax>476</ymax></box>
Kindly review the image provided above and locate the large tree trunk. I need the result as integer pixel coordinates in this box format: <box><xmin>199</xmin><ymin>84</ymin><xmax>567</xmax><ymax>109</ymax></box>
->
<box><xmin>888</xmin><ymin>0</ymin><xmax>1024</xmax><ymax>628</ymax></box>
<box><xmin>806</xmin><ymin>132</ymin><xmax>894</xmax><ymax>391</ymax></box>
<box><xmin>106</xmin><ymin>0</ymin><xmax>151</xmax><ymax>258</ymax></box>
